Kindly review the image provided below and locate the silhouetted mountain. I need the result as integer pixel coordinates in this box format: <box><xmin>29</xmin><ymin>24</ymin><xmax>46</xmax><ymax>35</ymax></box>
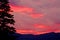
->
<box><xmin>15</xmin><ymin>32</ymin><xmax>60</xmax><ymax>40</ymax></box>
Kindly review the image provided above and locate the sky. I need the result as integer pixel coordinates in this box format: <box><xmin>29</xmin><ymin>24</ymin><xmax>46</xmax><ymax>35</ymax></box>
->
<box><xmin>9</xmin><ymin>0</ymin><xmax>60</xmax><ymax>35</ymax></box>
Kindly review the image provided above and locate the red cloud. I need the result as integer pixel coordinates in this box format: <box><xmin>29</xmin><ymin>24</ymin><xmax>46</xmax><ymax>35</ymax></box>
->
<box><xmin>10</xmin><ymin>4</ymin><xmax>33</xmax><ymax>13</ymax></box>
<box><xmin>16</xmin><ymin>24</ymin><xmax>60</xmax><ymax>35</ymax></box>
<box><xmin>16</xmin><ymin>30</ymin><xmax>49</xmax><ymax>35</ymax></box>
<box><xmin>34</xmin><ymin>24</ymin><xmax>49</xmax><ymax>29</ymax></box>
<box><xmin>10</xmin><ymin>4</ymin><xmax>60</xmax><ymax>35</ymax></box>
<box><xmin>16</xmin><ymin>29</ymin><xmax>60</xmax><ymax>35</ymax></box>
<box><xmin>29</xmin><ymin>13</ymin><xmax>44</xmax><ymax>18</ymax></box>
<box><xmin>10</xmin><ymin>4</ymin><xmax>44</xmax><ymax>18</ymax></box>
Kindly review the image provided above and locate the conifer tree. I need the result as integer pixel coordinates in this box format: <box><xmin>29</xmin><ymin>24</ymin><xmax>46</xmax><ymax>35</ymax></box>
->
<box><xmin>0</xmin><ymin>0</ymin><xmax>16</xmax><ymax>40</ymax></box>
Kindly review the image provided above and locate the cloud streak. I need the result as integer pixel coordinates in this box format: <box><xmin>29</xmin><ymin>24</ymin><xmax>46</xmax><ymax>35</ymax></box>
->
<box><xmin>10</xmin><ymin>4</ymin><xmax>33</xmax><ymax>13</ymax></box>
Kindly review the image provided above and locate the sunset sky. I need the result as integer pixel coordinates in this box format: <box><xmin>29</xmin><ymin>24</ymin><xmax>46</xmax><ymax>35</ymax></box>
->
<box><xmin>9</xmin><ymin>0</ymin><xmax>60</xmax><ymax>35</ymax></box>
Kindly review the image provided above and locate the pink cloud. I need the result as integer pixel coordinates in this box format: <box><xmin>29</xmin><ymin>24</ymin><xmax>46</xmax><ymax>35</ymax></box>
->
<box><xmin>10</xmin><ymin>4</ymin><xmax>33</xmax><ymax>13</ymax></box>
<box><xmin>34</xmin><ymin>24</ymin><xmax>49</xmax><ymax>29</ymax></box>
<box><xmin>16</xmin><ymin>29</ymin><xmax>49</xmax><ymax>35</ymax></box>
<box><xmin>29</xmin><ymin>13</ymin><xmax>44</xmax><ymax>18</ymax></box>
<box><xmin>9</xmin><ymin>0</ymin><xmax>60</xmax><ymax>35</ymax></box>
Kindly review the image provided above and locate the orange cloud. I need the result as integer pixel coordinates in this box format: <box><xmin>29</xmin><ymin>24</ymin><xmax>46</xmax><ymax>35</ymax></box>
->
<box><xmin>10</xmin><ymin>4</ymin><xmax>33</xmax><ymax>13</ymax></box>
<box><xmin>29</xmin><ymin>13</ymin><xmax>44</xmax><ymax>18</ymax></box>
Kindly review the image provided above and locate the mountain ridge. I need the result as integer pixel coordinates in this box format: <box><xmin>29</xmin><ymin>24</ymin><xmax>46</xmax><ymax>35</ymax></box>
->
<box><xmin>14</xmin><ymin>32</ymin><xmax>60</xmax><ymax>40</ymax></box>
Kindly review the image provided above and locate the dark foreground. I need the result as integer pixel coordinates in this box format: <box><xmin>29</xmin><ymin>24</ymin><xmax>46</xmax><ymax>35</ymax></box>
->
<box><xmin>15</xmin><ymin>32</ymin><xmax>60</xmax><ymax>40</ymax></box>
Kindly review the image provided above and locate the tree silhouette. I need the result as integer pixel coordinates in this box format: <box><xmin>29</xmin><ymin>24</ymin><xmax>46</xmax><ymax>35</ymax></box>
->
<box><xmin>0</xmin><ymin>0</ymin><xmax>16</xmax><ymax>40</ymax></box>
